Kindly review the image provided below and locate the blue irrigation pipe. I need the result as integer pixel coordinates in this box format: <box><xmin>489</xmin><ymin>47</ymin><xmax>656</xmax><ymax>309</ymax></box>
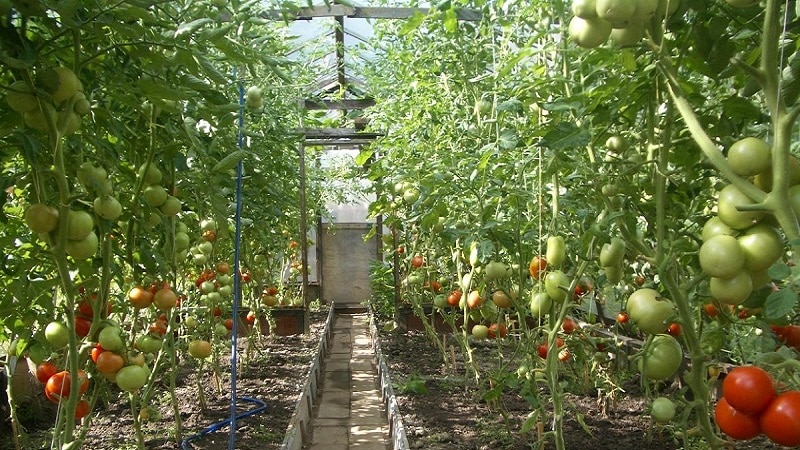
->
<box><xmin>229</xmin><ymin>71</ymin><xmax>246</xmax><ymax>450</ymax></box>
<box><xmin>179</xmin><ymin>397</ymin><xmax>268</xmax><ymax>450</ymax></box>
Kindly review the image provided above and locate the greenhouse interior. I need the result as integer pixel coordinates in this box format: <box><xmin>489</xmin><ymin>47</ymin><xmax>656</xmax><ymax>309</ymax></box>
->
<box><xmin>2</xmin><ymin>0</ymin><xmax>800</xmax><ymax>449</ymax></box>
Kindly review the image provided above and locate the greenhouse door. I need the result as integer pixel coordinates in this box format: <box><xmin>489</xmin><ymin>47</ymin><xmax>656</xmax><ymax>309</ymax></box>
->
<box><xmin>319</xmin><ymin>222</ymin><xmax>375</xmax><ymax>310</ymax></box>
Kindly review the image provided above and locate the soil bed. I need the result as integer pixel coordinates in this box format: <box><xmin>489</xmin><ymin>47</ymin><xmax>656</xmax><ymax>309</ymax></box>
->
<box><xmin>379</xmin><ymin>327</ymin><xmax>783</xmax><ymax>450</ymax></box>
<box><xmin>1</xmin><ymin>306</ymin><xmax>329</xmax><ymax>450</ymax></box>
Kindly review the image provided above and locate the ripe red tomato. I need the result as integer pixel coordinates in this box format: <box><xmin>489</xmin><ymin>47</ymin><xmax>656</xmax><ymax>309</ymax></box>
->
<box><xmin>562</xmin><ymin>317</ymin><xmax>580</xmax><ymax>334</ymax></box>
<box><xmin>537</xmin><ymin>343</ymin><xmax>548</xmax><ymax>358</ymax></box>
<box><xmin>446</xmin><ymin>290</ymin><xmax>462</xmax><ymax>307</ymax></box>
<box><xmin>265</xmin><ymin>286</ymin><xmax>279</xmax><ymax>296</ymax></box>
<box><xmin>773</xmin><ymin>324</ymin><xmax>800</xmax><ymax>350</ymax></box>
<box><xmin>528</xmin><ymin>256</ymin><xmax>547</xmax><ymax>279</ymax></box>
<box><xmin>77</xmin><ymin>295</ymin><xmax>96</xmax><ymax>317</ymax></box>
<box><xmin>723</xmin><ymin>366</ymin><xmax>775</xmax><ymax>415</ymax></box>
<box><xmin>240</xmin><ymin>271</ymin><xmax>252</xmax><ymax>283</ymax></box>
<box><xmin>667</xmin><ymin>323</ymin><xmax>682</xmax><ymax>337</ymax></box>
<box><xmin>149</xmin><ymin>319</ymin><xmax>167</xmax><ymax>336</ymax></box>
<box><xmin>245</xmin><ymin>311</ymin><xmax>256</xmax><ymax>324</ymax></box>
<box><xmin>396</xmin><ymin>246</ymin><xmax>404</xmax><ymax>254</ymax></box>
<box><xmin>203</xmin><ymin>229</ymin><xmax>217</xmax><ymax>242</ymax></box>
<box><xmin>537</xmin><ymin>338</ymin><xmax>564</xmax><ymax>358</ymax></box>
<box><xmin>558</xmin><ymin>349</ymin><xmax>571</xmax><ymax>362</ymax></box>
<box><xmin>714</xmin><ymin>397</ymin><xmax>761</xmax><ymax>440</ymax></box>
<box><xmin>224</xmin><ymin>318</ymin><xmax>234</xmax><ymax>330</ymax></box>
<box><xmin>488</xmin><ymin>323</ymin><xmax>507</xmax><ymax>339</ymax></box>
<box><xmin>74</xmin><ymin>316</ymin><xmax>91</xmax><ymax>338</ymax></box>
<box><xmin>129</xmin><ymin>286</ymin><xmax>153</xmax><ymax>308</ymax></box>
<box><xmin>36</xmin><ymin>361</ymin><xmax>59</xmax><ymax>384</ymax></box>
<box><xmin>411</xmin><ymin>255</ymin><xmax>424</xmax><ymax>268</ymax></box>
<box><xmin>616</xmin><ymin>312</ymin><xmax>629</xmax><ymax>324</ymax></box>
<box><xmin>45</xmin><ymin>370</ymin><xmax>89</xmax><ymax>403</ymax></box>
<box><xmin>738</xmin><ymin>309</ymin><xmax>750</xmax><ymax>319</ymax></box>
<box><xmin>760</xmin><ymin>391</ymin><xmax>800</xmax><ymax>447</ymax></box>
<box><xmin>74</xmin><ymin>398</ymin><xmax>91</xmax><ymax>419</ymax></box>
<box><xmin>704</xmin><ymin>303</ymin><xmax>720</xmax><ymax>318</ymax></box>
<box><xmin>635</xmin><ymin>275</ymin><xmax>646</xmax><ymax>286</ymax></box>
<box><xmin>428</xmin><ymin>280</ymin><xmax>442</xmax><ymax>293</ymax></box>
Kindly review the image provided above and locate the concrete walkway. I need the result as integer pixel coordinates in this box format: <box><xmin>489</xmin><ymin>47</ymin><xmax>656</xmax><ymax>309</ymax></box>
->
<box><xmin>307</xmin><ymin>313</ymin><xmax>391</xmax><ymax>450</ymax></box>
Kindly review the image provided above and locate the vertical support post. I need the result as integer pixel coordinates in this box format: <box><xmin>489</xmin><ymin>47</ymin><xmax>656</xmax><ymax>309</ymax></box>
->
<box><xmin>299</xmin><ymin>140</ymin><xmax>310</xmax><ymax>333</ymax></box>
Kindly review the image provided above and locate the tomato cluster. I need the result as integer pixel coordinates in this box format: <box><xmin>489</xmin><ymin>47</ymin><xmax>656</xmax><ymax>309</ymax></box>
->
<box><xmin>715</xmin><ymin>366</ymin><xmax>800</xmax><ymax>446</ymax></box>
<box><xmin>35</xmin><ymin>362</ymin><xmax>91</xmax><ymax>419</ymax></box>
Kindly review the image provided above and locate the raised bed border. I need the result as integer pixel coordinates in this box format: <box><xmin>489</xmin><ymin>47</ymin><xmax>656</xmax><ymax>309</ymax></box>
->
<box><xmin>280</xmin><ymin>303</ymin><xmax>336</xmax><ymax>450</ymax></box>
<box><xmin>369</xmin><ymin>308</ymin><xmax>411</xmax><ymax>450</ymax></box>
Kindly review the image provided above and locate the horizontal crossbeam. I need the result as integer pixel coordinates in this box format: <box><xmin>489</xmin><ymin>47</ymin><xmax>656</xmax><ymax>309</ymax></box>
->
<box><xmin>304</xmin><ymin>99</ymin><xmax>375</xmax><ymax>110</ymax></box>
<box><xmin>264</xmin><ymin>5</ymin><xmax>482</xmax><ymax>21</ymax></box>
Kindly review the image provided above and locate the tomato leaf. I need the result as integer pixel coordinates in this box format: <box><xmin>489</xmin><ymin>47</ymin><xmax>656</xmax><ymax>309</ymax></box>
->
<box><xmin>700</xmin><ymin>322</ymin><xmax>726</xmax><ymax>355</ymax></box>
<box><xmin>764</xmin><ymin>288</ymin><xmax>798</xmax><ymax>321</ymax></box>
<box><xmin>540</xmin><ymin>122</ymin><xmax>590</xmax><ymax>150</ymax></box>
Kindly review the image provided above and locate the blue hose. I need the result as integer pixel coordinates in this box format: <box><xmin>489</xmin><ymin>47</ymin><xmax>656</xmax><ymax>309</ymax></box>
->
<box><xmin>180</xmin><ymin>397</ymin><xmax>268</xmax><ymax>449</ymax></box>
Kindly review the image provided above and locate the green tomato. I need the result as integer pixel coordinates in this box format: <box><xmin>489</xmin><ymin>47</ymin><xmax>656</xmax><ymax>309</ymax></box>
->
<box><xmin>484</xmin><ymin>261</ymin><xmax>511</xmax><ymax>281</ymax></box>
<box><xmin>529</xmin><ymin>292</ymin><xmax>553</xmax><ymax>317</ymax></box>
<box><xmin>98</xmin><ymin>326</ymin><xmax>124</xmax><ymax>352</ymax></box>
<box><xmin>698</xmin><ymin>235</ymin><xmax>745</xmax><ymax>278</ymax></box>
<box><xmin>116</xmin><ymin>364</ymin><xmax>149</xmax><ymax>392</ymax></box>
<box><xmin>544</xmin><ymin>270</ymin><xmax>569</xmax><ymax>302</ymax></box>
<box><xmin>572</xmin><ymin>0</ymin><xmax>598</xmax><ymax>18</ymax></box>
<box><xmin>471</xmin><ymin>324</ymin><xmax>489</xmax><ymax>340</ymax></box>
<box><xmin>639</xmin><ymin>334</ymin><xmax>682</xmax><ymax>381</ymax></box>
<box><xmin>433</xmin><ymin>294</ymin><xmax>448</xmax><ymax>309</ymax></box>
<box><xmin>136</xmin><ymin>335</ymin><xmax>162</xmax><ymax>354</ymax></box>
<box><xmin>66</xmin><ymin>210</ymin><xmax>94</xmax><ymax>240</ymax></box>
<box><xmin>93</xmin><ymin>195</ymin><xmax>122</xmax><ymax>220</ymax></box>
<box><xmin>717</xmin><ymin>185</ymin><xmax>764</xmax><ymax>230</ymax></box>
<box><xmin>143</xmin><ymin>185</ymin><xmax>168</xmax><ymax>207</ymax></box>
<box><xmin>599</xmin><ymin>237</ymin><xmax>625</xmax><ymax>267</ymax></box>
<box><xmin>568</xmin><ymin>16</ymin><xmax>612</xmax><ymax>49</ymax></box>
<box><xmin>701</xmin><ymin>217</ymin><xmax>736</xmax><ymax>242</ymax></box>
<box><xmin>546</xmin><ymin>235</ymin><xmax>566</xmax><ymax>268</ymax></box>
<box><xmin>66</xmin><ymin>231</ymin><xmax>99</xmax><ymax>260</ymax></box>
<box><xmin>728</xmin><ymin>137</ymin><xmax>770</xmax><ymax>177</ymax></box>
<box><xmin>651</xmin><ymin>397</ymin><xmax>676</xmax><ymax>424</ymax></box>
<box><xmin>603</xmin><ymin>262</ymin><xmax>623</xmax><ymax>284</ymax></box>
<box><xmin>45</xmin><ymin>321</ymin><xmax>69</xmax><ymax>348</ymax></box>
<box><xmin>710</xmin><ymin>271</ymin><xmax>753</xmax><ymax>306</ymax></box>
<box><xmin>627</xmin><ymin>289</ymin><xmax>674</xmax><ymax>334</ymax></box>
<box><xmin>737</xmin><ymin>224</ymin><xmax>783</xmax><ymax>272</ymax></box>
<box><xmin>596</xmin><ymin>0</ymin><xmax>637</xmax><ymax>24</ymax></box>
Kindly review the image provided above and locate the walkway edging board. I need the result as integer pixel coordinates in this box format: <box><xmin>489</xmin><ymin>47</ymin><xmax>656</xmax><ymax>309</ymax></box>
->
<box><xmin>280</xmin><ymin>304</ymin><xmax>336</xmax><ymax>450</ymax></box>
<box><xmin>369</xmin><ymin>312</ymin><xmax>411</xmax><ymax>450</ymax></box>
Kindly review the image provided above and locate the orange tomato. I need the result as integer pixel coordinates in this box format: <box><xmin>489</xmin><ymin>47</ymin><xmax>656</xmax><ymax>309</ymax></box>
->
<box><xmin>529</xmin><ymin>256</ymin><xmax>547</xmax><ymax>279</ymax></box>
<box><xmin>466</xmin><ymin>290</ymin><xmax>483</xmax><ymax>309</ymax></box>
<box><xmin>128</xmin><ymin>286</ymin><xmax>154</xmax><ymax>309</ymax></box>
<box><xmin>95</xmin><ymin>351</ymin><xmax>124</xmax><ymax>375</ymax></box>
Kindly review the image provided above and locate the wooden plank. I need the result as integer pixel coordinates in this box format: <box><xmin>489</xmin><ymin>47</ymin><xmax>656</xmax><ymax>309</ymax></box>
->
<box><xmin>304</xmin><ymin>99</ymin><xmax>376</xmax><ymax>110</ymax></box>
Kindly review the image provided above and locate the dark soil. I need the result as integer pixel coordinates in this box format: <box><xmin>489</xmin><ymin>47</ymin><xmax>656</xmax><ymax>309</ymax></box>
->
<box><xmin>377</xmin><ymin>327</ymin><xmax>784</xmax><ymax>450</ymax></box>
<box><xmin>1</xmin><ymin>307</ymin><xmax>329</xmax><ymax>450</ymax></box>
